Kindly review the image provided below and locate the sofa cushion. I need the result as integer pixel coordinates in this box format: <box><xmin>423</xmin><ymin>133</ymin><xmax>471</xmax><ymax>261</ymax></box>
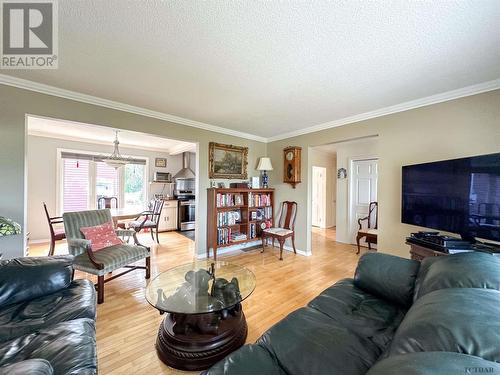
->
<box><xmin>0</xmin><ymin>279</ymin><xmax>96</xmax><ymax>343</ymax></box>
<box><xmin>366</xmin><ymin>352</ymin><xmax>500</xmax><ymax>375</ymax></box>
<box><xmin>0</xmin><ymin>359</ymin><xmax>54</xmax><ymax>375</ymax></box>
<box><xmin>308</xmin><ymin>278</ymin><xmax>406</xmax><ymax>350</ymax></box>
<box><xmin>354</xmin><ymin>253</ymin><xmax>420</xmax><ymax>307</ymax></box>
<box><xmin>257</xmin><ymin>307</ymin><xmax>382</xmax><ymax>375</ymax></box>
<box><xmin>388</xmin><ymin>288</ymin><xmax>500</xmax><ymax>362</ymax></box>
<box><xmin>202</xmin><ymin>344</ymin><xmax>286</xmax><ymax>375</ymax></box>
<box><xmin>414</xmin><ymin>252</ymin><xmax>500</xmax><ymax>301</ymax></box>
<box><xmin>0</xmin><ymin>256</ymin><xmax>74</xmax><ymax>308</ymax></box>
<box><xmin>0</xmin><ymin>318</ymin><xmax>97</xmax><ymax>374</ymax></box>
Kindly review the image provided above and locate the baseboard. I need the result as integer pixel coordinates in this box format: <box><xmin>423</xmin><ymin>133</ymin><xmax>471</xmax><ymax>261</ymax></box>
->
<box><xmin>197</xmin><ymin>240</ymin><xmax>310</xmax><ymax>259</ymax></box>
<box><xmin>29</xmin><ymin>238</ymin><xmax>50</xmax><ymax>244</ymax></box>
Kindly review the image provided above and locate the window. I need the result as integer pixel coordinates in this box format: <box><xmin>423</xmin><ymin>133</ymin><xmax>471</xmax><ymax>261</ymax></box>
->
<box><xmin>59</xmin><ymin>150</ymin><xmax>147</xmax><ymax>214</ymax></box>
<box><xmin>124</xmin><ymin>164</ymin><xmax>145</xmax><ymax>210</ymax></box>
<box><xmin>62</xmin><ymin>158</ymin><xmax>90</xmax><ymax>213</ymax></box>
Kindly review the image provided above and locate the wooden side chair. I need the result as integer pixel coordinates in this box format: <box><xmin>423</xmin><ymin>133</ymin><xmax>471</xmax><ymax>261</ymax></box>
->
<box><xmin>43</xmin><ymin>202</ymin><xmax>66</xmax><ymax>256</ymax></box>
<box><xmin>128</xmin><ymin>199</ymin><xmax>164</xmax><ymax>244</ymax></box>
<box><xmin>63</xmin><ymin>209</ymin><xmax>150</xmax><ymax>304</ymax></box>
<box><xmin>261</xmin><ymin>201</ymin><xmax>297</xmax><ymax>260</ymax></box>
<box><xmin>356</xmin><ymin>201</ymin><xmax>378</xmax><ymax>254</ymax></box>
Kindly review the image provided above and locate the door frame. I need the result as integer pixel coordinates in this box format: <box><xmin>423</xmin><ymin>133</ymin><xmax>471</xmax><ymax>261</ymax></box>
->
<box><xmin>348</xmin><ymin>156</ymin><xmax>378</xmax><ymax>244</ymax></box>
<box><xmin>311</xmin><ymin>166</ymin><xmax>327</xmax><ymax>228</ymax></box>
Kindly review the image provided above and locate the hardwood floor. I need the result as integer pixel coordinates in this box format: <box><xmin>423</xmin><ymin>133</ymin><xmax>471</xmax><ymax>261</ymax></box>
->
<box><xmin>29</xmin><ymin>228</ymin><xmax>361</xmax><ymax>374</ymax></box>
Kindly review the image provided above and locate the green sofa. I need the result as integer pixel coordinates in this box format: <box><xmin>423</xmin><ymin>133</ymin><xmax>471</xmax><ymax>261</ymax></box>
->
<box><xmin>203</xmin><ymin>252</ymin><xmax>500</xmax><ymax>375</ymax></box>
<box><xmin>0</xmin><ymin>256</ymin><xmax>97</xmax><ymax>374</ymax></box>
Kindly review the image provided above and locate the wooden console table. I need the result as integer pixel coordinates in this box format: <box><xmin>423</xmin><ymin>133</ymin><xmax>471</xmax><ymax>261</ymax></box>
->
<box><xmin>407</xmin><ymin>241</ymin><xmax>448</xmax><ymax>261</ymax></box>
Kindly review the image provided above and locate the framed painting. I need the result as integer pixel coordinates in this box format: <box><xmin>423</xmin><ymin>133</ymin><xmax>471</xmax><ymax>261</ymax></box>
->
<box><xmin>209</xmin><ymin>142</ymin><xmax>248</xmax><ymax>179</ymax></box>
<box><xmin>155</xmin><ymin>158</ymin><xmax>167</xmax><ymax>168</ymax></box>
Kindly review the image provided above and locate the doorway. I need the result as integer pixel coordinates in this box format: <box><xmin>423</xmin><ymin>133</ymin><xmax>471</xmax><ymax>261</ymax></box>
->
<box><xmin>312</xmin><ymin>166</ymin><xmax>327</xmax><ymax>228</ymax></box>
<box><xmin>349</xmin><ymin>158</ymin><xmax>378</xmax><ymax>245</ymax></box>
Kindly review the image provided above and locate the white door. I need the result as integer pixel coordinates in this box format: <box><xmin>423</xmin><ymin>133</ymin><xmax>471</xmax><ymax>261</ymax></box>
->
<box><xmin>350</xmin><ymin>159</ymin><xmax>378</xmax><ymax>244</ymax></box>
<box><xmin>312</xmin><ymin>166</ymin><xmax>327</xmax><ymax>228</ymax></box>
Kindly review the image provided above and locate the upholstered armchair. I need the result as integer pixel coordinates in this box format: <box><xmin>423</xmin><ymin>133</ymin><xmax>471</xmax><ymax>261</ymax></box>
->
<box><xmin>63</xmin><ymin>209</ymin><xmax>150</xmax><ymax>304</ymax></box>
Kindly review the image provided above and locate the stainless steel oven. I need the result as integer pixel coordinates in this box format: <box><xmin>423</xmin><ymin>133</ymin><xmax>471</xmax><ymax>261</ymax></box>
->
<box><xmin>178</xmin><ymin>197</ymin><xmax>195</xmax><ymax>231</ymax></box>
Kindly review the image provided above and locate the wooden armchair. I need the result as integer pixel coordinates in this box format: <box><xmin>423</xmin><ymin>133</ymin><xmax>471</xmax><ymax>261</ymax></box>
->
<box><xmin>128</xmin><ymin>199</ymin><xmax>164</xmax><ymax>244</ymax></box>
<box><xmin>63</xmin><ymin>209</ymin><xmax>150</xmax><ymax>304</ymax></box>
<box><xmin>356</xmin><ymin>201</ymin><xmax>378</xmax><ymax>254</ymax></box>
<box><xmin>261</xmin><ymin>201</ymin><xmax>297</xmax><ymax>260</ymax></box>
<box><xmin>43</xmin><ymin>202</ymin><xmax>66</xmax><ymax>256</ymax></box>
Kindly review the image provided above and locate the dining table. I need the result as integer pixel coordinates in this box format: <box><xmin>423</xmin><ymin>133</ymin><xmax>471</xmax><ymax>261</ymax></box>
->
<box><xmin>109</xmin><ymin>207</ymin><xmax>144</xmax><ymax>227</ymax></box>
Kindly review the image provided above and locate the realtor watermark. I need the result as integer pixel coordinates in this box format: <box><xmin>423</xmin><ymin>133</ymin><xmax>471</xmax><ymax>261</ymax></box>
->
<box><xmin>1</xmin><ymin>0</ymin><xmax>58</xmax><ymax>69</ymax></box>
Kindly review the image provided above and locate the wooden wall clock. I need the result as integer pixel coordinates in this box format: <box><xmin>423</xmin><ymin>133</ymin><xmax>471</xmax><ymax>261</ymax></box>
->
<box><xmin>283</xmin><ymin>146</ymin><xmax>302</xmax><ymax>188</ymax></box>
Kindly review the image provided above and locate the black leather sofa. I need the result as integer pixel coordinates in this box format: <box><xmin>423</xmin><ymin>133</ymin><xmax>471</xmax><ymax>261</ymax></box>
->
<box><xmin>204</xmin><ymin>252</ymin><xmax>500</xmax><ymax>375</ymax></box>
<box><xmin>0</xmin><ymin>256</ymin><xmax>97</xmax><ymax>374</ymax></box>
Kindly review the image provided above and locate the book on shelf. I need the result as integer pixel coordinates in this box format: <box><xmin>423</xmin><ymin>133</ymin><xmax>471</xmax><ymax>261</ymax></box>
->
<box><xmin>251</xmin><ymin>207</ymin><xmax>273</xmax><ymax>220</ymax></box>
<box><xmin>217</xmin><ymin>211</ymin><xmax>241</xmax><ymax>226</ymax></box>
<box><xmin>216</xmin><ymin>193</ymin><xmax>244</xmax><ymax>207</ymax></box>
<box><xmin>217</xmin><ymin>228</ymin><xmax>231</xmax><ymax>245</ymax></box>
<box><xmin>230</xmin><ymin>232</ymin><xmax>247</xmax><ymax>242</ymax></box>
<box><xmin>248</xmin><ymin>193</ymin><xmax>271</xmax><ymax>207</ymax></box>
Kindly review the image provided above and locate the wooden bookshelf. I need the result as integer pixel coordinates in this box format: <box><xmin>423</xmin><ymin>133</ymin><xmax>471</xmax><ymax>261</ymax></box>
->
<box><xmin>207</xmin><ymin>188</ymin><xmax>275</xmax><ymax>260</ymax></box>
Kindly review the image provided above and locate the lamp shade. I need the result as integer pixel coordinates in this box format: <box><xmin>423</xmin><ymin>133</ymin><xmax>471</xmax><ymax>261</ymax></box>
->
<box><xmin>0</xmin><ymin>217</ymin><xmax>21</xmax><ymax>237</ymax></box>
<box><xmin>257</xmin><ymin>157</ymin><xmax>273</xmax><ymax>171</ymax></box>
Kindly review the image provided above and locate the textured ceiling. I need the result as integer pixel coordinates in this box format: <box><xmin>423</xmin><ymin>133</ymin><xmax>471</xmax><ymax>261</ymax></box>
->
<box><xmin>6</xmin><ymin>1</ymin><xmax>500</xmax><ymax>138</ymax></box>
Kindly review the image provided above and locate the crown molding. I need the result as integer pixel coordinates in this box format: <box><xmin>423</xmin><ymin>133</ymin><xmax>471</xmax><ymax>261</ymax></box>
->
<box><xmin>0</xmin><ymin>74</ymin><xmax>267</xmax><ymax>143</ymax></box>
<box><xmin>267</xmin><ymin>78</ymin><xmax>500</xmax><ymax>142</ymax></box>
<box><xmin>2</xmin><ymin>74</ymin><xmax>499</xmax><ymax>144</ymax></box>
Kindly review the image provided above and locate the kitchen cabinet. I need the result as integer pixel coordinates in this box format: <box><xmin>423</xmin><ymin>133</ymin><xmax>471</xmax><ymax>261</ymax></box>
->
<box><xmin>158</xmin><ymin>200</ymin><xmax>178</xmax><ymax>232</ymax></box>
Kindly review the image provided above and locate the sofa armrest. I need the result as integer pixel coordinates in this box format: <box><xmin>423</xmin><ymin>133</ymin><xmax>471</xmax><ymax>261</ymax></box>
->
<box><xmin>0</xmin><ymin>255</ymin><xmax>74</xmax><ymax>308</ymax></box>
<box><xmin>0</xmin><ymin>359</ymin><xmax>54</xmax><ymax>375</ymax></box>
<box><xmin>354</xmin><ymin>253</ymin><xmax>420</xmax><ymax>307</ymax></box>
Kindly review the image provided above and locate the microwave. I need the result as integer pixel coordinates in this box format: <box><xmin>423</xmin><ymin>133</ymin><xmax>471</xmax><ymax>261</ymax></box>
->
<box><xmin>154</xmin><ymin>172</ymin><xmax>171</xmax><ymax>182</ymax></box>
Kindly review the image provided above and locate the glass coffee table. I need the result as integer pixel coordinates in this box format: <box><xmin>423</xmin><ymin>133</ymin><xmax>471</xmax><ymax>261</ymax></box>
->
<box><xmin>145</xmin><ymin>261</ymin><xmax>256</xmax><ymax>371</ymax></box>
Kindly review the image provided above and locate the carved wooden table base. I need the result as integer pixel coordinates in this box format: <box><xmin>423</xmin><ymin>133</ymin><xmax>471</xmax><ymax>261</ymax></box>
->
<box><xmin>156</xmin><ymin>305</ymin><xmax>247</xmax><ymax>371</ymax></box>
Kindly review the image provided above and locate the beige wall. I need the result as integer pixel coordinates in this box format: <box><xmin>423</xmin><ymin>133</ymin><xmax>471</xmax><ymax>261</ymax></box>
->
<box><xmin>27</xmin><ymin>134</ymin><xmax>195</xmax><ymax>241</ymax></box>
<box><xmin>268</xmin><ymin>89</ymin><xmax>500</xmax><ymax>258</ymax></box>
<box><xmin>0</xmin><ymin>84</ymin><xmax>267</xmax><ymax>259</ymax></box>
<box><xmin>310</xmin><ymin>150</ymin><xmax>336</xmax><ymax>228</ymax></box>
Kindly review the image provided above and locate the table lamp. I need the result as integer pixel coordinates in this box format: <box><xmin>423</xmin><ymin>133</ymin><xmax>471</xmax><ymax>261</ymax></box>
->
<box><xmin>257</xmin><ymin>157</ymin><xmax>273</xmax><ymax>188</ymax></box>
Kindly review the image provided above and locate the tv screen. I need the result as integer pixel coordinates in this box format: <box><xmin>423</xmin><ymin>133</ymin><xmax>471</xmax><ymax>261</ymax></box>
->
<box><xmin>402</xmin><ymin>153</ymin><xmax>500</xmax><ymax>242</ymax></box>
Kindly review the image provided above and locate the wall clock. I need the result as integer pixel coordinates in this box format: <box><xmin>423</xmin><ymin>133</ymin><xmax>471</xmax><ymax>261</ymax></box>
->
<box><xmin>283</xmin><ymin>146</ymin><xmax>302</xmax><ymax>188</ymax></box>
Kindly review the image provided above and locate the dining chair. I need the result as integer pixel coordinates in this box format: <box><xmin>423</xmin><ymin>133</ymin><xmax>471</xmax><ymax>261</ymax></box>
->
<box><xmin>128</xmin><ymin>199</ymin><xmax>164</xmax><ymax>244</ymax></box>
<box><xmin>43</xmin><ymin>202</ymin><xmax>66</xmax><ymax>256</ymax></box>
<box><xmin>261</xmin><ymin>201</ymin><xmax>297</xmax><ymax>260</ymax></box>
<box><xmin>356</xmin><ymin>201</ymin><xmax>378</xmax><ymax>254</ymax></box>
<box><xmin>63</xmin><ymin>209</ymin><xmax>150</xmax><ymax>304</ymax></box>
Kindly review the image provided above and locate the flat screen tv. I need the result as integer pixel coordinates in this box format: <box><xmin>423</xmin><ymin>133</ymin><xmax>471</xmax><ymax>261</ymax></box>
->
<box><xmin>402</xmin><ymin>152</ymin><xmax>500</xmax><ymax>243</ymax></box>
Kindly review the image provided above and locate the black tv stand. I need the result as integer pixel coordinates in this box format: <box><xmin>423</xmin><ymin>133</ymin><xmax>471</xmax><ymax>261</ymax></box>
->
<box><xmin>407</xmin><ymin>233</ymin><xmax>500</xmax><ymax>261</ymax></box>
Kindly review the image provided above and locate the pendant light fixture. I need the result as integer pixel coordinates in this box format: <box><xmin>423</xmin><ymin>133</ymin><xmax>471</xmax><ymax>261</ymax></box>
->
<box><xmin>100</xmin><ymin>130</ymin><xmax>132</xmax><ymax>169</ymax></box>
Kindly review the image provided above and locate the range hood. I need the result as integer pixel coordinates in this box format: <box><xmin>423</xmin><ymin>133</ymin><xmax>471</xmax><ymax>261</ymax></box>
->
<box><xmin>173</xmin><ymin>152</ymin><xmax>195</xmax><ymax>179</ymax></box>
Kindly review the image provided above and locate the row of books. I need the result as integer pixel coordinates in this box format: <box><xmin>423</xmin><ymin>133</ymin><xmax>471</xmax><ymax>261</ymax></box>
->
<box><xmin>217</xmin><ymin>228</ymin><xmax>232</xmax><ymax>245</ymax></box>
<box><xmin>216</xmin><ymin>193</ymin><xmax>244</xmax><ymax>207</ymax></box>
<box><xmin>249</xmin><ymin>193</ymin><xmax>271</xmax><ymax>207</ymax></box>
<box><xmin>217</xmin><ymin>211</ymin><xmax>241</xmax><ymax>227</ymax></box>
<box><xmin>217</xmin><ymin>228</ymin><xmax>249</xmax><ymax>245</ymax></box>
<box><xmin>251</xmin><ymin>207</ymin><xmax>273</xmax><ymax>221</ymax></box>
<box><xmin>231</xmin><ymin>232</ymin><xmax>247</xmax><ymax>242</ymax></box>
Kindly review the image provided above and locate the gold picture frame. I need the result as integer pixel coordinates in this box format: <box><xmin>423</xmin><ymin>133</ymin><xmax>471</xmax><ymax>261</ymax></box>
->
<box><xmin>209</xmin><ymin>142</ymin><xmax>248</xmax><ymax>179</ymax></box>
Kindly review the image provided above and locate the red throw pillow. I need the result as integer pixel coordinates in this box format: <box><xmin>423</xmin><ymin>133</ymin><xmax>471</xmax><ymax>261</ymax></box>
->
<box><xmin>80</xmin><ymin>221</ymin><xmax>122</xmax><ymax>252</ymax></box>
